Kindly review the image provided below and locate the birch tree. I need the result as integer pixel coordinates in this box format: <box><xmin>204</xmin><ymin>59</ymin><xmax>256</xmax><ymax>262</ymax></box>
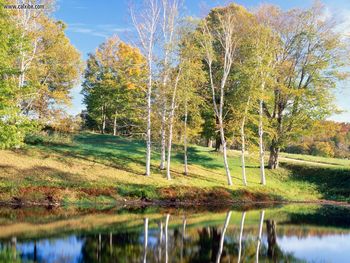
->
<box><xmin>238</xmin><ymin>21</ymin><xmax>277</xmax><ymax>185</ymax></box>
<box><xmin>166</xmin><ymin>20</ymin><xmax>205</xmax><ymax>177</ymax></box>
<box><xmin>131</xmin><ymin>0</ymin><xmax>160</xmax><ymax>176</ymax></box>
<box><xmin>240</xmin><ymin>97</ymin><xmax>250</xmax><ymax>186</ymax></box>
<box><xmin>10</xmin><ymin>0</ymin><xmax>54</xmax><ymax>114</ymax></box>
<box><xmin>199</xmin><ymin>4</ymin><xmax>250</xmax><ymax>185</ymax></box>
<box><xmin>159</xmin><ymin>0</ymin><xmax>180</xmax><ymax>170</ymax></box>
<box><xmin>166</xmin><ymin>68</ymin><xmax>181</xmax><ymax>180</ymax></box>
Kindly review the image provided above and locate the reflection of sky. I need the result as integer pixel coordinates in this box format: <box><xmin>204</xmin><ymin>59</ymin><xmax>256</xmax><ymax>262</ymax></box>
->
<box><xmin>17</xmin><ymin>236</ymin><xmax>83</xmax><ymax>263</ymax></box>
<box><xmin>8</xmin><ymin>229</ymin><xmax>350</xmax><ymax>263</ymax></box>
<box><xmin>277</xmin><ymin>234</ymin><xmax>350</xmax><ymax>263</ymax></box>
<box><xmin>139</xmin><ymin>229</ymin><xmax>164</xmax><ymax>247</ymax></box>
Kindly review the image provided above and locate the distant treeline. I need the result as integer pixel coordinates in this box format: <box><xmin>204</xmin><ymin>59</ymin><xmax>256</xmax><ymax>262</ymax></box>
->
<box><xmin>285</xmin><ymin>121</ymin><xmax>350</xmax><ymax>158</ymax></box>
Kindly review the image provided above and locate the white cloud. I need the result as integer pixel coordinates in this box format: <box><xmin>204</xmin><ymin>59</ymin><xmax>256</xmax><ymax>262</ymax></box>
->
<box><xmin>331</xmin><ymin>8</ymin><xmax>350</xmax><ymax>38</ymax></box>
<box><xmin>66</xmin><ymin>23</ymin><xmax>131</xmax><ymax>38</ymax></box>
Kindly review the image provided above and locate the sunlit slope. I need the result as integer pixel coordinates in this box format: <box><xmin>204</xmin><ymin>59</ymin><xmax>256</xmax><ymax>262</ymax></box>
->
<box><xmin>0</xmin><ymin>133</ymin><xmax>349</xmax><ymax>204</ymax></box>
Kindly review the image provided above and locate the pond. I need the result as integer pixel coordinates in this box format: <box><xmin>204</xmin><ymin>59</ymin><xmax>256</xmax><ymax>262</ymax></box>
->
<box><xmin>0</xmin><ymin>204</ymin><xmax>349</xmax><ymax>263</ymax></box>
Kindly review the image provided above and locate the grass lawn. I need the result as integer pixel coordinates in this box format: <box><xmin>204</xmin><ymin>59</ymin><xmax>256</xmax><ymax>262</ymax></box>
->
<box><xmin>0</xmin><ymin>133</ymin><xmax>349</xmax><ymax>205</ymax></box>
<box><xmin>279</xmin><ymin>152</ymin><xmax>350</xmax><ymax>167</ymax></box>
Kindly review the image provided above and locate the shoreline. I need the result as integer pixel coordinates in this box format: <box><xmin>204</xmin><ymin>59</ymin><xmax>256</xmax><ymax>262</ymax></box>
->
<box><xmin>0</xmin><ymin>198</ymin><xmax>349</xmax><ymax>209</ymax></box>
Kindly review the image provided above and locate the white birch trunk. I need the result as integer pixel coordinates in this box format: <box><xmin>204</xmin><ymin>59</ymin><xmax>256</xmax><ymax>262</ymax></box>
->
<box><xmin>160</xmin><ymin>106</ymin><xmax>166</xmax><ymax>170</ymax></box>
<box><xmin>216</xmin><ymin>211</ymin><xmax>232</xmax><ymax>263</ymax></box>
<box><xmin>219</xmin><ymin>122</ymin><xmax>232</xmax><ymax>185</ymax></box>
<box><xmin>166</xmin><ymin>69</ymin><xmax>181</xmax><ymax>180</ymax></box>
<box><xmin>145</xmin><ymin>70</ymin><xmax>152</xmax><ymax>176</ymax></box>
<box><xmin>256</xmin><ymin>210</ymin><xmax>265</xmax><ymax>263</ymax></box>
<box><xmin>131</xmin><ymin>0</ymin><xmax>160</xmax><ymax>177</ymax></box>
<box><xmin>241</xmin><ymin>123</ymin><xmax>247</xmax><ymax>186</ymax></box>
<box><xmin>159</xmin><ymin>0</ymin><xmax>178</xmax><ymax>171</ymax></box>
<box><xmin>113</xmin><ymin>110</ymin><xmax>117</xmax><ymax>136</ymax></box>
<box><xmin>183</xmin><ymin>101</ymin><xmax>188</xmax><ymax>175</ymax></box>
<box><xmin>259</xmin><ymin>81</ymin><xmax>266</xmax><ymax>185</ymax></box>
<box><xmin>241</xmin><ymin>97</ymin><xmax>250</xmax><ymax>186</ymax></box>
<box><xmin>101</xmin><ymin>105</ymin><xmax>106</xmax><ymax>134</ymax></box>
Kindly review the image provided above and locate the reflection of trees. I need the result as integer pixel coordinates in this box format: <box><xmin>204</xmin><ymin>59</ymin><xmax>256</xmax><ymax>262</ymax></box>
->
<box><xmin>237</xmin><ymin>212</ymin><xmax>246</xmax><ymax>263</ymax></box>
<box><xmin>181</xmin><ymin>216</ymin><xmax>186</xmax><ymax>263</ymax></box>
<box><xmin>266</xmin><ymin>219</ymin><xmax>277</xmax><ymax>259</ymax></box>
<box><xmin>256</xmin><ymin>210</ymin><xmax>264</xmax><ymax>263</ymax></box>
<box><xmin>80</xmin><ymin>231</ymin><xmax>141</xmax><ymax>263</ymax></box>
<box><xmin>216</xmin><ymin>211</ymin><xmax>232</xmax><ymax>263</ymax></box>
<box><xmin>288</xmin><ymin>205</ymin><xmax>350</xmax><ymax>229</ymax></box>
<box><xmin>0</xmin><ymin>240</ymin><xmax>22</xmax><ymax>263</ymax></box>
<box><xmin>2</xmin><ymin>208</ymin><xmax>344</xmax><ymax>263</ymax></box>
<box><xmin>165</xmin><ymin>214</ymin><xmax>170</xmax><ymax>263</ymax></box>
<box><xmin>143</xmin><ymin>218</ymin><xmax>148</xmax><ymax>263</ymax></box>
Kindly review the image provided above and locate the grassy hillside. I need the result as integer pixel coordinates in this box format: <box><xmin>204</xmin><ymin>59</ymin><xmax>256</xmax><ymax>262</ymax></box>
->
<box><xmin>0</xmin><ymin>133</ymin><xmax>349</xmax><ymax>205</ymax></box>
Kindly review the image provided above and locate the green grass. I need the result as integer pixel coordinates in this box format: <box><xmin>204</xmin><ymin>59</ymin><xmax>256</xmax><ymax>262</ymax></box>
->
<box><xmin>0</xmin><ymin>132</ymin><xmax>349</xmax><ymax>204</ymax></box>
<box><xmin>279</xmin><ymin>152</ymin><xmax>350</xmax><ymax>167</ymax></box>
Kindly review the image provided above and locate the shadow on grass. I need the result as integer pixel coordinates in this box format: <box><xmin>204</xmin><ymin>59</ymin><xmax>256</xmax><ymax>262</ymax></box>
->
<box><xmin>29</xmin><ymin>133</ymin><xmax>154</xmax><ymax>176</ymax></box>
<box><xmin>282</xmin><ymin>163</ymin><xmax>350</xmax><ymax>201</ymax></box>
<box><xmin>31</xmin><ymin>133</ymin><xmax>226</xmax><ymax>179</ymax></box>
<box><xmin>173</xmin><ymin>146</ymin><xmax>223</xmax><ymax>170</ymax></box>
<box><xmin>0</xmin><ymin>164</ymin><xmax>87</xmax><ymax>187</ymax></box>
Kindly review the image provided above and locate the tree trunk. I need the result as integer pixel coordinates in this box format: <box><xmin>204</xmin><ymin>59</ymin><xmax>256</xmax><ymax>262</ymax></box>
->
<box><xmin>101</xmin><ymin>106</ymin><xmax>106</xmax><ymax>135</ymax></box>
<box><xmin>160</xmin><ymin>105</ymin><xmax>166</xmax><ymax>170</ymax></box>
<box><xmin>215</xmin><ymin>135</ymin><xmax>222</xmax><ymax>152</ymax></box>
<box><xmin>240</xmin><ymin>97</ymin><xmax>250</xmax><ymax>186</ymax></box>
<box><xmin>240</xmin><ymin>123</ymin><xmax>247</xmax><ymax>186</ymax></box>
<box><xmin>259</xmin><ymin>83</ymin><xmax>266</xmax><ymax>184</ymax></box>
<box><xmin>166</xmin><ymin>110</ymin><xmax>175</xmax><ymax>180</ymax></box>
<box><xmin>216</xmin><ymin>211</ymin><xmax>232</xmax><ymax>263</ymax></box>
<box><xmin>268</xmin><ymin>142</ymin><xmax>280</xmax><ymax>169</ymax></box>
<box><xmin>113</xmin><ymin>110</ymin><xmax>117</xmax><ymax>136</ymax></box>
<box><xmin>184</xmin><ymin>102</ymin><xmax>188</xmax><ymax>175</ymax></box>
<box><xmin>256</xmin><ymin>210</ymin><xmax>265</xmax><ymax>263</ymax></box>
<box><xmin>166</xmin><ymin>70</ymin><xmax>181</xmax><ymax>180</ymax></box>
<box><xmin>207</xmin><ymin>139</ymin><xmax>213</xmax><ymax>148</ymax></box>
<box><xmin>145</xmin><ymin>80</ymin><xmax>152</xmax><ymax>176</ymax></box>
<box><xmin>219</xmin><ymin>120</ymin><xmax>233</xmax><ymax>186</ymax></box>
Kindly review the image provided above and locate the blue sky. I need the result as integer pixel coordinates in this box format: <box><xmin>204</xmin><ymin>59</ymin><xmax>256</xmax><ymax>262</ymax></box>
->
<box><xmin>54</xmin><ymin>0</ymin><xmax>350</xmax><ymax>122</ymax></box>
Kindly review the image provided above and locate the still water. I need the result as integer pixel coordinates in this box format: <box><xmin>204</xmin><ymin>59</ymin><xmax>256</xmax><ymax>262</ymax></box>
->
<box><xmin>0</xmin><ymin>204</ymin><xmax>349</xmax><ymax>263</ymax></box>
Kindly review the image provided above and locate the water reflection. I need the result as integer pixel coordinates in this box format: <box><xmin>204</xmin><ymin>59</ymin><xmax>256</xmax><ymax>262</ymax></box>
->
<box><xmin>0</xmin><ymin>205</ymin><xmax>349</xmax><ymax>263</ymax></box>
